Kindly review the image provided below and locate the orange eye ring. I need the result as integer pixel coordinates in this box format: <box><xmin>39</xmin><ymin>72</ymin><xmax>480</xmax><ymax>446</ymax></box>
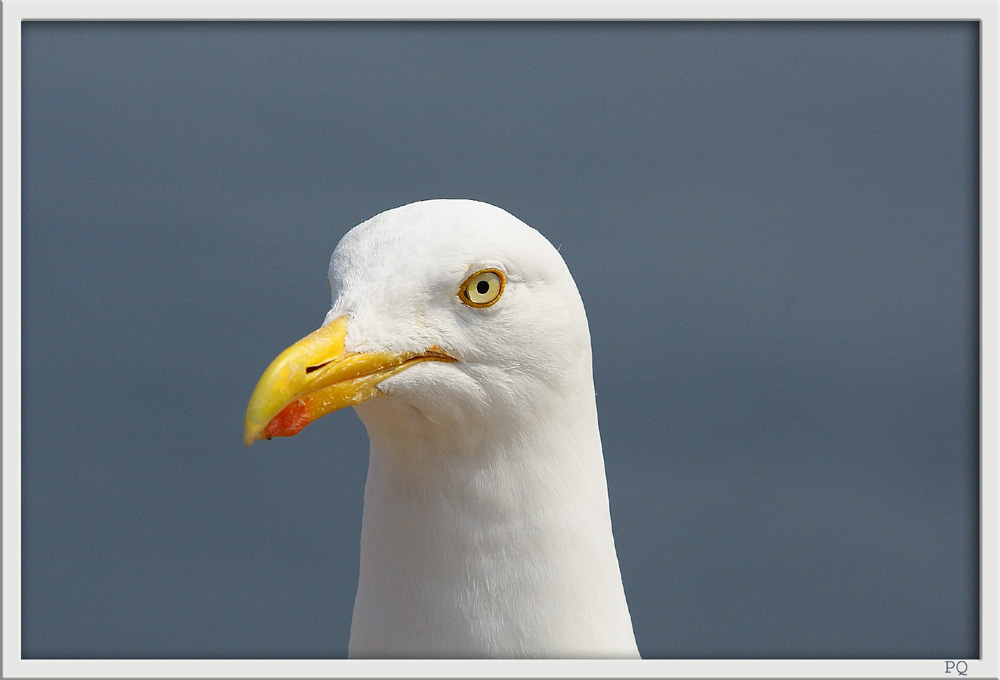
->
<box><xmin>459</xmin><ymin>269</ymin><xmax>506</xmax><ymax>308</ymax></box>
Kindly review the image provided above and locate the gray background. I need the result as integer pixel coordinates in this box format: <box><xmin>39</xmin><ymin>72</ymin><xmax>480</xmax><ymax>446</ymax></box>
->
<box><xmin>21</xmin><ymin>22</ymin><xmax>978</xmax><ymax>658</ymax></box>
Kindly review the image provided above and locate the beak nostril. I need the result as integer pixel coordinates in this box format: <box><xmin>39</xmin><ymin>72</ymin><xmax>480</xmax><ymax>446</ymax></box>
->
<box><xmin>305</xmin><ymin>361</ymin><xmax>333</xmax><ymax>374</ymax></box>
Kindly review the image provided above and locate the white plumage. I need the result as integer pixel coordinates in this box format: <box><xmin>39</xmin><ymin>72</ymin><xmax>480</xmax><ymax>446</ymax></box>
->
<box><xmin>246</xmin><ymin>199</ymin><xmax>639</xmax><ymax>658</ymax></box>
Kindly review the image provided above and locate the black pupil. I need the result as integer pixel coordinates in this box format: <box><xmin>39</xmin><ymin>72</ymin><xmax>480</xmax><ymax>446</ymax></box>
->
<box><xmin>476</xmin><ymin>280</ymin><xmax>490</xmax><ymax>295</ymax></box>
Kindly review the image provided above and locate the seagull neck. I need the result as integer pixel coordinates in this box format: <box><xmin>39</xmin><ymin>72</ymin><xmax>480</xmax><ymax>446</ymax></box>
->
<box><xmin>360</xmin><ymin>376</ymin><xmax>611</xmax><ymax>522</ymax></box>
<box><xmin>348</xmin><ymin>384</ymin><xmax>638</xmax><ymax>657</ymax></box>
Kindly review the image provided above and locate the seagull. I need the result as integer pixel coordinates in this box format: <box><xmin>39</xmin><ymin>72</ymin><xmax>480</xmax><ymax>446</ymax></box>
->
<box><xmin>244</xmin><ymin>199</ymin><xmax>640</xmax><ymax>659</ymax></box>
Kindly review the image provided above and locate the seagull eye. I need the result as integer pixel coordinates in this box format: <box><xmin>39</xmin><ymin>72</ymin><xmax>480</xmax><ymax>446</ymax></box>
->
<box><xmin>459</xmin><ymin>269</ymin><xmax>505</xmax><ymax>308</ymax></box>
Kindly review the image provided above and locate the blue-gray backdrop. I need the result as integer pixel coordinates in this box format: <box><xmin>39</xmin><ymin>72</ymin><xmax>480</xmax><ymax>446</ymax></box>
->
<box><xmin>21</xmin><ymin>21</ymin><xmax>979</xmax><ymax>659</ymax></box>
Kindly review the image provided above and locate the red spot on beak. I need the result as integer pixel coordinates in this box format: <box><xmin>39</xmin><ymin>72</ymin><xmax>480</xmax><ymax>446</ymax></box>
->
<box><xmin>264</xmin><ymin>399</ymin><xmax>312</xmax><ymax>439</ymax></box>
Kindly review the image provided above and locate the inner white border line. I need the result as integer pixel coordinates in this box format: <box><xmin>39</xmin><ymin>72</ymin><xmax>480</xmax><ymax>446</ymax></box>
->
<box><xmin>2</xmin><ymin>0</ymin><xmax>999</xmax><ymax>21</ymax></box>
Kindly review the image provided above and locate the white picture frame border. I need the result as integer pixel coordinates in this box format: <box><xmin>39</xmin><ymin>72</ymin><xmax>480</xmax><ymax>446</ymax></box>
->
<box><xmin>3</xmin><ymin>2</ymin><xmax>996</xmax><ymax>677</ymax></box>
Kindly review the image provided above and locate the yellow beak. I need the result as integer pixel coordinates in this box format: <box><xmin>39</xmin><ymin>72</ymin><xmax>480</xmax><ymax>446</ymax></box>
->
<box><xmin>243</xmin><ymin>315</ymin><xmax>454</xmax><ymax>446</ymax></box>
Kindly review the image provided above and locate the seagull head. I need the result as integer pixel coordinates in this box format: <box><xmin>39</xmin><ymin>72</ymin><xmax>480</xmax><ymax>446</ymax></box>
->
<box><xmin>243</xmin><ymin>200</ymin><xmax>639</xmax><ymax>659</ymax></box>
<box><xmin>244</xmin><ymin>199</ymin><xmax>593</xmax><ymax>450</ymax></box>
